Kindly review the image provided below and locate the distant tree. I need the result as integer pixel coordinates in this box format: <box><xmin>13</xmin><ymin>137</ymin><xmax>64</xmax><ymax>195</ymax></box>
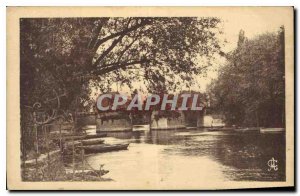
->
<box><xmin>237</xmin><ymin>29</ymin><xmax>246</xmax><ymax>48</ymax></box>
<box><xmin>20</xmin><ymin>17</ymin><xmax>223</xmax><ymax>113</ymax></box>
<box><xmin>208</xmin><ymin>27</ymin><xmax>285</xmax><ymax>127</ymax></box>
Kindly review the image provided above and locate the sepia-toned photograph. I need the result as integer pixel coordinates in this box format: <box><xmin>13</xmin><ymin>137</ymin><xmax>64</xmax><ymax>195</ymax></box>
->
<box><xmin>6</xmin><ymin>7</ymin><xmax>294</xmax><ymax>190</ymax></box>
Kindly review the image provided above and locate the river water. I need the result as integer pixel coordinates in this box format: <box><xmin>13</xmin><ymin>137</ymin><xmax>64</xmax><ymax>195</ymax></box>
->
<box><xmin>86</xmin><ymin>128</ymin><xmax>285</xmax><ymax>185</ymax></box>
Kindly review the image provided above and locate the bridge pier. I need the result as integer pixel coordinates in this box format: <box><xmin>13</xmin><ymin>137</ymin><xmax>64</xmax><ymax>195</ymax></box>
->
<box><xmin>96</xmin><ymin>112</ymin><xmax>132</xmax><ymax>132</ymax></box>
<box><xmin>183</xmin><ymin>109</ymin><xmax>205</xmax><ymax>128</ymax></box>
<box><xmin>150</xmin><ymin>111</ymin><xmax>185</xmax><ymax>130</ymax></box>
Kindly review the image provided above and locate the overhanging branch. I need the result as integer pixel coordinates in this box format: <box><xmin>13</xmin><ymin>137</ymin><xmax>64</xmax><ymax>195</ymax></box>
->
<box><xmin>92</xmin><ymin>59</ymin><xmax>150</xmax><ymax>75</ymax></box>
<box><xmin>92</xmin><ymin>19</ymin><xmax>150</xmax><ymax>51</ymax></box>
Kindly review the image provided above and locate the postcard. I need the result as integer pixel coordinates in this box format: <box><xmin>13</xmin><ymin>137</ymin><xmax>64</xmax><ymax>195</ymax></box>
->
<box><xmin>7</xmin><ymin>6</ymin><xmax>294</xmax><ymax>190</ymax></box>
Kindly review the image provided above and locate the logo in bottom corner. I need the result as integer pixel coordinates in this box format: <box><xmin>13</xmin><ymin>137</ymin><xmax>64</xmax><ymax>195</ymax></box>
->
<box><xmin>267</xmin><ymin>157</ymin><xmax>278</xmax><ymax>171</ymax></box>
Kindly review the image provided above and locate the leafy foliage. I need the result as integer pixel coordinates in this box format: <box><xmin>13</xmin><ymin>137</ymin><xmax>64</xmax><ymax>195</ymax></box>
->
<box><xmin>20</xmin><ymin>17</ymin><xmax>223</xmax><ymax>112</ymax></box>
<box><xmin>208</xmin><ymin>27</ymin><xmax>285</xmax><ymax>127</ymax></box>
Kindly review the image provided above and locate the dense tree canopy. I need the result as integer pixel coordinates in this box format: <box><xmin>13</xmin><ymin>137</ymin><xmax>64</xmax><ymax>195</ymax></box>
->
<box><xmin>208</xmin><ymin>27</ymin><xmax>285</xmax><ymax>127</ymax></box>
<box><xmin>20</xmin><ymin>17</ymin><xmax>223</xmax><ymax>113</ymax></box>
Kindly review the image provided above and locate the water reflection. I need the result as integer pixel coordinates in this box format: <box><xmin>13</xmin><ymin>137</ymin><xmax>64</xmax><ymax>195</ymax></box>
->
<box><xmin>87</xmin><ymin>128</ymin><xmax>285</xmax><ymax>184</ymax></box>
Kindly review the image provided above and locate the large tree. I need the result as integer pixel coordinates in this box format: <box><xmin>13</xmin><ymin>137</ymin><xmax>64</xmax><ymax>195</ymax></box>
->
<box><xmin>208</xmin><ymin>27</ymin><xmax>285</xmax><ymax>127</ymax></box>
<box><xmin>20</xmin><ymin>17</ymin><xmax>223</xmax><ymax>113</ymax></box>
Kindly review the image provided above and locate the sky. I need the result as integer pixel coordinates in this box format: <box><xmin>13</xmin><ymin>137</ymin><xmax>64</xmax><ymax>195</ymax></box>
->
<box><xmin>193</xmin><ymin>8</ymin><xmax>289</xmax><ymax>92</ymax></box>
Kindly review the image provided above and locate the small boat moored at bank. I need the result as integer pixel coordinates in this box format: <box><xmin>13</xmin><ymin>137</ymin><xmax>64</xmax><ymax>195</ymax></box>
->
<box><xmin>186</xmin><ymin>127</ymin><xmax>198</xmax><ymax>130</ymax></box>
<box><xmin>234</xmin><ymin>127</ymin><xmax>260</xmax><ymax>132</ymax></box>
<box><xmin>132</xmin><ymin>125</ymin><xmax>150</xmax><ymax>132</ymax></box>
<box><xmin>207</xmin><ymin>127</ymin><xmax>219</xmax><ymax>131</ymax></box>
<box><xmin>78</xmin><ymin>143</ymin><xmax>130</xmax><ymax>154</ymax></box>
<box><xmin>207</xmin><ymin>127</ymin><xmax>234</xmax><ymax>131</ymax></box>
<box><xmin>260</xmin><ymin>128</ymin><xmax>285</xmax><ymax>133</ymax></box>
<box><xmin>81</xmin><ymin>138</ymin><xmax>105</xmax><ymax>145</ymax></box>
<box><xmin>85</xmin><ymin>133</ymin><xmax>107</xmax><ymax>139</ymax></box>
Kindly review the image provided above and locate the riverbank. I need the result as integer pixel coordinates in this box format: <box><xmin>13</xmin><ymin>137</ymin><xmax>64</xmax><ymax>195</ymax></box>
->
<box><xmin>21</xmin><ymin>133</ymin><xmax>113</xmax><ymax>181</ymax></box>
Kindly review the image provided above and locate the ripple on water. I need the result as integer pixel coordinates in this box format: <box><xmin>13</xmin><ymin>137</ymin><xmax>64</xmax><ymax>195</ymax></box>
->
<box><xmin>84</xmin><ymin>129</ymin><xmax>285</xmax><ymax>184</ymax></box>
<box><xmin>86</xmin><ymin>142</ymin><xmax>231</xmax><ymax>185</ymax></box>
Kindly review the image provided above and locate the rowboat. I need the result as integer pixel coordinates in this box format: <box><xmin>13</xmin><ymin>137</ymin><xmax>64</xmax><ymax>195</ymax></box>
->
<box><xmin>84</xmin><ymin>133</ymin><xmax>107</xmax><ymax>139</ymax></box>
<box><xmin>132</xmin><ymin>125</ymin><xmax>150</xmax><ymax>132</ymax></box>
<box><xmin>81</xmin><ymin>125</ymin><xmax>96</xmax><ymax>130</ymax></box>
<box><xmin>260</xmin><ymin>128</ymin><xmax>285</xmax><ymax>133</ymax></box>
<box><xmin>186</xmin><ymin>127</ymin><xmax>198</xmax><ymax>130</ymax></box>
<box><xmin>81</xmin><ymin>138</ymin><xmax>104</xmax><ymax>145</ymax></box>
<box><xmin>61</xmin><ymin>135</ymin><xmax>86</xmax><ymax>141</ymax></box>
<box><xmin>65</xmin><ymin>169</ymin><xmax>110</xmax><ymax>181</ymax></box>
<box><xmin>207</xmin><ymin>127</ymin><xmax>234</xmax><ymax>131</ymax></box>
<box><xmin>66</xmin><ymin>169</ymin><xmax>109</xmax><ymax>177</ymax></box>
<box><xmin>207</xmin><ymin>128</ymin><xmax>219</xmax><ymax>131</ymax></box>
<box><xmin>234</xmin><ymin>127</ymin><xmax>260</xmax><ymax>132</ymax></box>
<box><xmin>79</xmin><ymin>143</ymin><xmax>130</xmax><ymax>154</ymax></box>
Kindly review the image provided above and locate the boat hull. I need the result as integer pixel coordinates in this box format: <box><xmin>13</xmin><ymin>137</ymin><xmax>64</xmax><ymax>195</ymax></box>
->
<box><xmin>81</xmin><ymin>138</ymin><xmax>105</xmax><ymax>145</ymax></box>
<box><xmin>132</xmin><ymin>125</ymin><xmax>150</xmax><ymax>132</ymax></box>
<box><xmin>234</xmin><ymin>127</ymin><xmax>260</xmax><ymax>132</ymax></box>
<box><xmin>85</xmin><ymin>133</ymin><xmax>107</xmax><ymax>139</ymax></box>
<box><xmin>207</xmin><ymin>127</ymin><xmax>234</xmax><ymax>131</ymax></box>
<box><xmin>260</xmin><ymin>128</ymin><xmax>285</xmax><ymax>133</ymax></box>
<box><xmin>79</xmin><ymin>144</ymin><xmax>129</xmax><ymax>154</ymax></box>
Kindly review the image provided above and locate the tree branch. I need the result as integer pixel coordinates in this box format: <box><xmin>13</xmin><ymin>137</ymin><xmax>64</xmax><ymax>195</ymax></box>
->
<box><xmin>92</xmin><ymin>18</ymin><xmax>139</xmax><ymax>67</ymax></box>
<box><xmin>88</xmin><ymin>18</ymin><xmax>109</xmax><ymax>49</ymax></box>
<box><xmin>92</xmin><ymin>19</ymin><xmax>150</xmax><ymax>51</ymax></box>
<box><xmin>116</xmin><ymin>36</ymin><xmax>138</xmax><ymax>63</ymax></box>
<box><xmin>92</xmin><ymin>59</ymin><xmax>150</xmax><ymax>75</ymax></box>
<box><xmin>92</xmin><ymin>34</ymin><xmax>125</xmax><ymax>67</ymax></box>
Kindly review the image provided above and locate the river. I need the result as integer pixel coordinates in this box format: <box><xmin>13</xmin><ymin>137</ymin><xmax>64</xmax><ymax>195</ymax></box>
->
<box><xmin>85</xmin><ymin>128</ymin><xmax>285</xmax><ymax>185</ymax></box>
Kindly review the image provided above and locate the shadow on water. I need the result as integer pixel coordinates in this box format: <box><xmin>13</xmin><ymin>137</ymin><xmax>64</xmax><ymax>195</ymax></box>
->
<box><xmin>100</xmin><ymin>128</ymin><xmax>285</xmax><ymax>181</ymax></box>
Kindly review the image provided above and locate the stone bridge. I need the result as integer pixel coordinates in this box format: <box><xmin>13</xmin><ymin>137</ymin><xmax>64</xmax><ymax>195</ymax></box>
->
<box><xmin>75</xmin><ymin>106</ymin><xmax>208</xmax><ymax>132</ymax></box>
<box><xmin>87</xmin><ymin>109</ymin><xmax>207</xmax><ymax>132</ymax></box>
